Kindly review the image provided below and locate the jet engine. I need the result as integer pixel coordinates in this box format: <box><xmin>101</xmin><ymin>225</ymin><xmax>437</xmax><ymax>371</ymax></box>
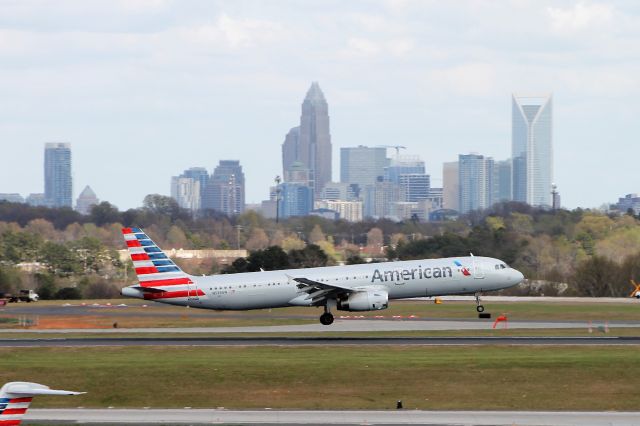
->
<box><xmin>337</xmin><ymin>290</ymin><xmax>389</xmax><ymax>311</ymax></box>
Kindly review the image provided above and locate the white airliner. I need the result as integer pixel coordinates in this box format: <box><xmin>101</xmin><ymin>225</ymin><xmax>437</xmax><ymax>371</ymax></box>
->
<box><xmin>120</xmin><ymin>227</ymin><xmax>524</xmax><ymax>325</ymax></box>
<box><xmin>0</xmin><ymin>382</ymin><xmax>84</xmax><ymax>425</ymax></box>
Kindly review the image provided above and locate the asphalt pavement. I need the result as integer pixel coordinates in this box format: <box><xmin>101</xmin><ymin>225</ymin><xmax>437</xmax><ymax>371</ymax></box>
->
<box><xmin>23</xmin><ymin>409</ymin><xmax>640</xmax><ymax>425</ymax></box>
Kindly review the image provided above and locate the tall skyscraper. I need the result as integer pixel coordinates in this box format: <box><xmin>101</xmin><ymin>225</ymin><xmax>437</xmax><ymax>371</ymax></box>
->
<box><xmin>44</xmin><ymin>143</ymin><xmax>72</xmax><ymax>208</ymax></box>
<box><xmin>442</xmin><ymin>161</ymin><xmax>459</xmax><ymax>211</ymax></box>
<box><xmin>340</xmin><ymin>146</ymin><xmax>387</xmax><ymax>190</ymax></box>
<box><xmin>203</xmin><ymin>160</ymin><xmax>245</xmax><ymax>216</ymax></box>
<box><xmin>492</xmin><ymin>159</ymin><xmax>512</xmax><ymax>203</ymax></box>
<box><xmin>458</xmin><ymin>153</ymin><xmax>494</xmax><ymax>214</ymax></box>
<box><xmin>282</xmin><ymin>127</ymin><xmax>300</xmax><ymax>178</ymax></box>
<box><xmin>282</xmin><ymin>82</ymin><xmax>332</xmax><ymax>196</ymax></box>
<box><xmin>278</xmin><ymin>182</ymin><xmax>313</xmax><ymax>218</ymax></box>
<box><xmin>399</xmin><ymin>174</ymin><xmax>431</xmax><ymax>202</ymax></box>
<box><xmin>171</xmin><ymin>177</ymin><xmax>201</xmax><ymax>213</ymax></box>
<box><xmin>170</xmin><ymin>167</ymin><xmax>208</xmax><ymax>214</ymax></box>
<box><xmin>384</xmin><ymin>155</ymin><xmax>426</xmax><ymax>184</ymax></box>
<box><xmin>512</xmin><ymin>94</ymin><xmax>553</xmax><ymax>207</ymax></box>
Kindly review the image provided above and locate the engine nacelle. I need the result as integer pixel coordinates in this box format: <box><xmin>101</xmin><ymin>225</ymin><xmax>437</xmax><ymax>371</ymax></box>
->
<box><xmin>337</xmin><ymin>290</ymin><xmax>389</xmax><ymax>311</ymax></box>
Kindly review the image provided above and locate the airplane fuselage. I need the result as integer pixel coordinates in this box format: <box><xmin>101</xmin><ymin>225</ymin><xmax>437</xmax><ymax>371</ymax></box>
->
<box><xmin>125</xmin><ymin>256</ymin><xmax>522</xmax><ymax>310</ymax></box>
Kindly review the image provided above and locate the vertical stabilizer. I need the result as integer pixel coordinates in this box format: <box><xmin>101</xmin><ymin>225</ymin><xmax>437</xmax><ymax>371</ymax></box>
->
<box><xmin>121</xmin><ymin>228</ymin><xmax>203</xmax><ymax>301</ymax></box>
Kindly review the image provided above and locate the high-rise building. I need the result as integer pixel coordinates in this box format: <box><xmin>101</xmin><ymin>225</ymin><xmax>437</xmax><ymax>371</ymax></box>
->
<box><xmin>282</xmin><ymin>127</ymin><xmax>300</xmax><ymax>178</ymax></box>
<box><xmin>75</xmin><ymin>186</ymin><xmax>99</xmax><ymax>215</ymax></box>
<box><xmin>492</xmin><ymin>159</ymin><xmax>512</xmax><ymax>204</ymax></box>
<box><xmin>384</xmin><ymin>155</ymin><xmax>430</xmax><ymax>206</ymax></box>
<box><xmin>44</xmin><ymin>143</ymin><xmax>72</xmax><ymax>208</ymax></box>
<box><xmin>282</xmin><ymin>82</ymin><xmax>332</xmax><ymax>196</ymax></box>
<box><xmin>171</xmin><ymin>177</ymin><xmax>201</xmax><ymax>213</ymax></box>
<box><xmin>512</xmin><ymin>94</ymin><xmax>553</xmax><ymax>207</ymax></box>
<box><xmin>278</xmin><ymin>182</ymin><xmax>313</xmax><ymax>218</ymax></box>
<box><xmin>170</xmin><ymin>167</ymin><xmax>208</xmax><ymax>214</ymax></box>
<box><xmin>340</xmin><ymin>146</ymin><xmax>387</xmax><ymax>190</ymax></box>
<box><xmin>442</xmin><ymin>161</ymin><xmax>459</xmax><ymax>211</ymax></box>
<box><xmin>314</xmin><ymin>200</ymin><xmax>363</xmax><ymax>222</ymax></box>
<box><xmin>284</xmin><ymin>161</ymin><xmax>313</xmax><ymax>188</ymax></box>
<box><xmin>203</xmin><ymin>160</ymin><xmax>245</xmax><ymax>216</ymax></box>
<box><xmin>182</xmin><ymin>167</ymin><xmax>209</xmax><ymax>199</ymax></box>
<box><xmin>458</xmin><ymin>154</ymin><xmax>494</xmax><ymax>214</ymax></box>
<box><xmin>365</xmin><ymin>178</ymin><xmax>401</xmax><ymax>219</ymax></box>
<box><xmin>384</xmin><ymin>155</ymin><xmax>426</xmax><ymax>184</ymax></box>
<box><xmin>399</xmin><ymin>174</ymin><xmax>431</xmax><ymax>202</ymax></box>
<box><xmin>320</xmin><ymin>182</ymin><xmax>358</xmax><ymax>201</ymax></box>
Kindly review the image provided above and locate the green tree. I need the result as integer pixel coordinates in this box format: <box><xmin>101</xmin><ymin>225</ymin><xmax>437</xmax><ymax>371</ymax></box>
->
<box><xmin>55</xmin><ymin>287</ymin><xmax>82</xmax><ymax>300</ymax></box>
<box><xmin>289</xmin><ymin>244</ymin><xmax>329</xmax><ymax>268</ymax></box>
<box><xmin>39</xmin><ymin>241</ymin><xmax>81</xmax><ymax>276</ymax></box>
<box><xmin>570</xmin><ymin>256</ymin><xmax>619</xmax><ymax>297</ymax></box>
<box><xmin>89</xmin><ymin>202</ymin><xmax>121</xmax><ymax>225</ymax></box>
<box><xmin>35</xmin><ymin>273</ymin><xmax>57</xmax><ymax>300</ymax></box>
<box><xmin>0</xmin><ymin>266</ymin><xmax>20</xmax><ymax>295</ymax></box>
<box><xmin>223</xmin><ymin>246</ymin><xmax>290</xmax><ymax>273</ymax></box>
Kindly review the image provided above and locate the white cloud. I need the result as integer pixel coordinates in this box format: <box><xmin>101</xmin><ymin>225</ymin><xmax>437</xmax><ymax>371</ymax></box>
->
<box><xmin>175</xmin><ymin>13</ymin><xmax>288</xmax><ymax>50</ymax></box>
<box><xmin>426</xmin><ymin>63</ymin><xmax>497</xmax><ymax>96</ymax></box>
<box><xmin>547</xmin><ymin>2</ymin><xmax>615</xmax><ymax>33</ymax></box>
<box><xmin>342</xmin><ymin>36</ymin><xmax>414</xmax><ymax>58</ymax></box>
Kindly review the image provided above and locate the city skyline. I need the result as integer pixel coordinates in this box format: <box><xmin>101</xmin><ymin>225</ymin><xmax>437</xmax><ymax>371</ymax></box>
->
<box><xmin>1</xmin><ymin>1</ymin><xmax>639</xmax><ymax>210</ymax></box>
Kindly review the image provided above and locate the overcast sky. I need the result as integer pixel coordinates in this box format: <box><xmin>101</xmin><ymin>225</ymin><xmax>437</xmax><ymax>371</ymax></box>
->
<box><xmin>1</xmin><ymin>0</ymin><xmax>638</xmax><ymax>210</ymax></box>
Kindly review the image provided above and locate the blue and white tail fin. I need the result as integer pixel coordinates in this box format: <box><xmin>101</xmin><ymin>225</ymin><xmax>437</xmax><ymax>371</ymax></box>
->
<box><xmin>0</xmin><ymin>382</ymin><xmax>84</xmax><ymax>425</ymax></box>
<box><xmin>121</xmin><ymin>227</ymin><xmax>203</xmax><ymax>301</ymax></box>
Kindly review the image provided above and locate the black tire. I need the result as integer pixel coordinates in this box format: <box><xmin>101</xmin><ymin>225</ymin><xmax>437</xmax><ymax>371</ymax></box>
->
<box><xmin>476</xmin><ymin>305</ymin><xmax>485</xmax><ymax>313</ymax></box>
<box><xmin>320</xmin><ymin>313</ymin><xmax>334</xmax><ymax>325</ymax></box>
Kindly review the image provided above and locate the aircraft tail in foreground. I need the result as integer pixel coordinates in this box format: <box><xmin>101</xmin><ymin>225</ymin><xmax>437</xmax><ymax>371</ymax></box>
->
<box><xmin>0</xmin><ymin>382</ymin><xmax>84</xmax><ymax>425</ymax></box>
<box><xmin>120</xmin><ymin>227</ymin><xmax>201</xmax><ymax>301</ymax></box>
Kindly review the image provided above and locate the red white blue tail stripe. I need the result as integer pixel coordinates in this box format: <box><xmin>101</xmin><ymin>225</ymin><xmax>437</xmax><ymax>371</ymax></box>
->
<box><xmin>122</xmin><ymin>227</ymin><xmax>204</xmax><ymax>300</ymax></box>
<box><xmin>0</xmin><ymin>396</ymin><xmax>31</xmax><ymax>425</ymax></box>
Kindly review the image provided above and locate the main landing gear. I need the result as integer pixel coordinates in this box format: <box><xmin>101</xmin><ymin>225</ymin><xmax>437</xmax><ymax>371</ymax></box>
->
<box><xmin>319</xmin><ymin>305</ymin><xmax>334</xmax><ymax>325</ymax></box>
<box><xmin>475</xmin><ymin>292</ymin><xmax>485</xmax><ymax>313</ymax></box>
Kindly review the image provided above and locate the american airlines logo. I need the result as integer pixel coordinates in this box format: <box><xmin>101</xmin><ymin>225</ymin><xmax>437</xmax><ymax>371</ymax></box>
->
<box><xmin>454</xmin><ymin>260</ymin><xmax>472</xmax><ymax>276</ymax></box>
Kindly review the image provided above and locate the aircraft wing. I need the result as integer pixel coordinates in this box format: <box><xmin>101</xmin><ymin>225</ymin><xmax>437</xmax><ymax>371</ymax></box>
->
<box><xmin>290</xmin><ymin>277</ymin><xmax>353</xmax><ymax>305</ymax></box>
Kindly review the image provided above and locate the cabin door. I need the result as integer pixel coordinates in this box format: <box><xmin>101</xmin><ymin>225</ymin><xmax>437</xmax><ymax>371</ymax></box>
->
<box><xmin>472</xmin><ymin>255</ymin><xmax>485</xmax><ymax>279</ymax></box>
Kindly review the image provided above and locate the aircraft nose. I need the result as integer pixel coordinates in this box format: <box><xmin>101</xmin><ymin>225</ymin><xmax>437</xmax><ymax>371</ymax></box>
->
<box><xmin>511</xmin><ymin>268</ymin><xmax>525</xmax><ymax>284</ymax></box>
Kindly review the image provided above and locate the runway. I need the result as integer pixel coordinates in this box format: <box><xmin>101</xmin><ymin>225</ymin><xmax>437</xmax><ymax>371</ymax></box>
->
<box><xmin>2</xmin><ymin>319</ymin><xmax>639</xmax><ymax>334</ymax></box>
<box><xmin>2</xmin><ymin>335</ymin><xmax>639</xmax><ymax>347</ymax></box>
<box><xmin>23</xmin><ymin>409</ymin><xmax>640</xmax><ymax>425</ymax></box>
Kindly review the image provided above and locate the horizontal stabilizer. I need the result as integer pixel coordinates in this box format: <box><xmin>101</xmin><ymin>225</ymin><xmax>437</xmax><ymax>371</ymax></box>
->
<box><xmin>1</xmin><ymin>382</ymin><xmax>85</xmax><ymax>397</ymax></box>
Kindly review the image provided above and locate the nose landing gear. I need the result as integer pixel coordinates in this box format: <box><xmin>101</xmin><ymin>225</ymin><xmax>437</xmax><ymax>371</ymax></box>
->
<box><xmin>475</xmin><ymin>292</ymin><xmax>485</xmax><ymax>313</ymax></box>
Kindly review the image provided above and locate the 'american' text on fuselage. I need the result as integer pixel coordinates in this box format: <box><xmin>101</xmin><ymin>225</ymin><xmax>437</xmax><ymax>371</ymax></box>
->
<box><xmin>371</xmin><ymin>266</ymin><xmax>454</xmax><ymax>283</ymax></box>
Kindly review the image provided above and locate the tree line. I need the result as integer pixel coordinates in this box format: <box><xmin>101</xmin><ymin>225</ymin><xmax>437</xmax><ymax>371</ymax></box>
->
<box><xmin>1</xmin><ymin>197</ymin><xmax>640</xmax><ymax>298</ymax></box>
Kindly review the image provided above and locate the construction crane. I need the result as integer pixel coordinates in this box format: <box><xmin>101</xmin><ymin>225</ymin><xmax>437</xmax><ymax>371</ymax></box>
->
<box><xmin>376</xmin><ymin>145</ymin><xmax>407</xmax><ymax>157</ymax></box>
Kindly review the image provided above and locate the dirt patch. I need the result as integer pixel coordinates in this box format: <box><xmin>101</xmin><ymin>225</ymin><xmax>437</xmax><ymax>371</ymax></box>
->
<box><xmin>32</xmin><ymin>316</ymin><xmax>114</xmax><ymax>329</ymax></box>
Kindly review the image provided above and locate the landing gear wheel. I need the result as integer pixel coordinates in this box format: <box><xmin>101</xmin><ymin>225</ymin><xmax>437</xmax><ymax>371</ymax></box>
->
<box><xmin>320</xmin><ymin>312</ymin><xmax>334</xmax><ymax>325</ymax></box>
<box><xmin>476</xmin><ymin>305</ymin><xmax>485</xmax><ymax>313</ymax></box>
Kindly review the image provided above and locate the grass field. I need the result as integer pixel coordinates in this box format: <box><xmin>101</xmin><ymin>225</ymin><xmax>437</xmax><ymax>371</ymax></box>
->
<box><xmin>2</xmin><ymin>345</ymin><xmax>639</xmax><ymax>411</ymax></box>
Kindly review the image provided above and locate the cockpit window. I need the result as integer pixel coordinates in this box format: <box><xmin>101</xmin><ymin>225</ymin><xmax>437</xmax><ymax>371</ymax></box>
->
<box><xmin>500</xmin><ymin>264</ymin><xmax>507</xmax><ymax>269</ymax></box>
